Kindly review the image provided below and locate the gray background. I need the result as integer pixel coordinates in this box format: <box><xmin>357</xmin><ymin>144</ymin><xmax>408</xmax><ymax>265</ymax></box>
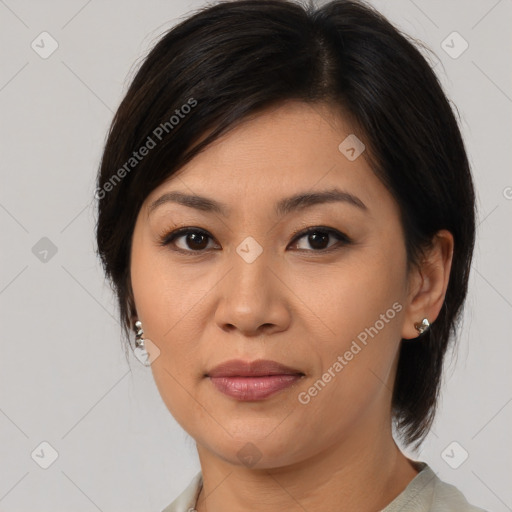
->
<box><xmin>0</xmin><ymin>0</ymin><xmax>511</xmax><ymax>511</ymax></box>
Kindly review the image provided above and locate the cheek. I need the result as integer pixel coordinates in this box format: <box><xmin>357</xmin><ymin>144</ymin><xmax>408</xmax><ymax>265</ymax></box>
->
<box><xmin>131</xmin><ymin>245</ymin><xmax>211</xmax><ymax>429</ymax></box>
<box><xmin>130</xmin><ymin>232</ymin><xmax>198</xmax><ymax>405</ymax></box>
<box><xmin>290</xmin><ymin>238</ymin><xmax>407</xmax><ymax>405</ymax></box>
<box><xmin>290</xmin><ymin>239</ymin><xmax>407</xmax><ymax>348</ymax></box>
<box><xmin>130</xmin><ymin>228</ymin><xmax>209</xmax><ymax>349</ymax></box>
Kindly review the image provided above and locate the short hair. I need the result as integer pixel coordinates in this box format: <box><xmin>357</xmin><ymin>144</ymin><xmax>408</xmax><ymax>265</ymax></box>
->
<box><xmin>95</xmin><ymin>0</ymin><xmax>476</xmax><ymax>447</ymax></box>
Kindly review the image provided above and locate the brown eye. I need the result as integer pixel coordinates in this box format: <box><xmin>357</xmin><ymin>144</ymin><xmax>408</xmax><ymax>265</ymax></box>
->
<box><xmin>159</xmin><ymin>228</ymin><xmax>217</xmax><ymax>253</ymax></box>
<box><xmin>180</xmin><ymin>231</ymin><xmax>210</xmax><ymax>250</ymax></box>
<box><xmin>290</xmin><ymin>227</ymin><xmax>351</xmax><ymax>252</ymax></box>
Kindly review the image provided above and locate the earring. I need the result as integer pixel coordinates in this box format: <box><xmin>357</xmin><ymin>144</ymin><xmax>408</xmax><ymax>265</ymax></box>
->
<box><xmin>133</xmin><ymin>320</ymin><xmax>151</xmax><ymax>366</ymax></box>
<box><xmin>414</xmin><ymin>318</ymin><xmax>430</xmax><ymax>335</ymax></box>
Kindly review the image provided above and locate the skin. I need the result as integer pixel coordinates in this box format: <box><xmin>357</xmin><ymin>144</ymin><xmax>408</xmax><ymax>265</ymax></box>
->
<box><xmin>130</xmin><ymin>100</ymin><xmax>454</xmax><ymax>512</ymax></box>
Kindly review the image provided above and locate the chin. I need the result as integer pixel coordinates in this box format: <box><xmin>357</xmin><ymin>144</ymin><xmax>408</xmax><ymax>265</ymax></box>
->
<box><xmin>197</xmin><ymin>428</ymin><xmax>311</xmax><ymax>470</ymax></box>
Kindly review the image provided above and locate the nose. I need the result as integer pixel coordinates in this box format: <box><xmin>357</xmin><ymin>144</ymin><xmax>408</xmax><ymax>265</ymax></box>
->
<box><xmin>213</xmin><ymin>246</ymin><xmax>291</xmax><ymax>338</ymax></box>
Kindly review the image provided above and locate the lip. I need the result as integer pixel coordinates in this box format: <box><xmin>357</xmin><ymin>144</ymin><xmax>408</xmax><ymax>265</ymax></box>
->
<box><xmin>207</xmin><ymin>359</ymin><xmax>303</xmax><ymax>378</ymax></box>
<box><xmin>206</xmin><ymin>359</ymin><xmax>305</xmax><ymax>401</ymax></box>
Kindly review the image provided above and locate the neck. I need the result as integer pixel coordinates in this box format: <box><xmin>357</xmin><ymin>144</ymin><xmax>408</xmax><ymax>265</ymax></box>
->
<box><xmin>194</xmin><ymin>419</ymin><xmax>418</xmax><ymax>512</ymax></box>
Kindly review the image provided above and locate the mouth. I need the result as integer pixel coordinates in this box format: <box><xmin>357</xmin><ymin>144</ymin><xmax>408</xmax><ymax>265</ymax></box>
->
<box><xmin>206</xmin><ymin>359</ymin><xmax>305</xmax><ymax>401</ymax></box>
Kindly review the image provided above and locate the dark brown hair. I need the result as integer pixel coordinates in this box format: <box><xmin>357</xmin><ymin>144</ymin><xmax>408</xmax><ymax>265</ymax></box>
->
<box><xmin>95</xmin><ymin>0</ymin><xmax>476</xmax><ymax>447</ymax></box>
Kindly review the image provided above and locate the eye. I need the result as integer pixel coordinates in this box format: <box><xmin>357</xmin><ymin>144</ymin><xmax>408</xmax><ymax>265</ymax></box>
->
<box><xmin>158</xmin><ymin>227</ymin><xmax>218</xmax><ymax>253</ymax></box>
<box><xmin>158</xmin><ymin>225</ymin><xmax>352</xmax><ymax>254</ymax></box>
<box><xmin>289</xmin><ymin>226</ymin><xmax>352</xmax><ymax>252</ymax></box>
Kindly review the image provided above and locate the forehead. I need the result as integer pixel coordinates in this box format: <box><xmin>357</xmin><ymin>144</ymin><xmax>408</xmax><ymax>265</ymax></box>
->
<box><xmin>144</xmin><ymin>101</ymin><xmax>388</xmax><ymax>217</ymax></box>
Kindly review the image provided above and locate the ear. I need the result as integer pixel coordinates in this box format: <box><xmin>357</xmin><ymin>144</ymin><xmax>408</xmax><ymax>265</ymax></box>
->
<box><xmin>401</xmin><ymin>229</ymin><xmax>454</xmax><ymax>340</ymax></box>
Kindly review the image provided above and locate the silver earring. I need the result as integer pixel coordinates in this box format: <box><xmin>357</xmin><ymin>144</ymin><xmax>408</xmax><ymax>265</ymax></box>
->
<box><xmin>414</xmin><ymin>318</ymin><xmax>430</xmax><ymax>335</ymax></box>
<box><xmin>133</xmin><ymin>320</ymin><xmax>151</xmax><ymax>366</ymax></box>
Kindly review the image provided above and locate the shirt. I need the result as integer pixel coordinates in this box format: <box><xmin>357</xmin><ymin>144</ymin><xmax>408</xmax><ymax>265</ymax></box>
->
<box><xmin>161</xmin><ymin>462</ymin><xmax>489</xmax><ymax>512</ymax></box>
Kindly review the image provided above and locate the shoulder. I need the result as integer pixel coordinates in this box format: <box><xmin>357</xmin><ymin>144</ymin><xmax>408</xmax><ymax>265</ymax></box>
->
<box><xmin>382</xmin><ymin>462</ymin><xmax>489</xmax><ymax>512</ymax></box>
<box><xmin>161</xmin><ymin>471</ymin><xmax>203</xmax><ymax>512</ymax></box>
<box><xmin>429</xmin><ymin>467</ymin><xmax>489</xmax><ymax>512</ymax></box>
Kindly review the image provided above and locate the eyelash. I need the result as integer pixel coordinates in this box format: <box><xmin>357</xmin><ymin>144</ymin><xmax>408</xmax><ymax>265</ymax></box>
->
<box><xmin>157</xmin><ymin>225</ymin><xmax>352</xmax><ymax>255</ymax></box>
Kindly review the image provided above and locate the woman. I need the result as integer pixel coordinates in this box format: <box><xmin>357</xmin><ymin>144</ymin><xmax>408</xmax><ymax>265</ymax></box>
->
<box><xmin>95</xmin><ymin>0</ymin><xmax>488</xmax><ymax>510</ymax></box>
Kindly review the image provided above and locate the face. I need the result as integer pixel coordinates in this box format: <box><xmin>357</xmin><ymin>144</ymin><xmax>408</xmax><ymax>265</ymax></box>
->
<box><xmin>130</xmin><ymin>101</ymin><xmax>413</xmax><ymax>469</ymax></box>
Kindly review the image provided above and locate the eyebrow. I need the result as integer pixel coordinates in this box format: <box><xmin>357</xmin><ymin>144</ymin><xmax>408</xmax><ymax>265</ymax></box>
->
<box><xmin>148</xmin><ymin>187</ymin><xmax>368</xmax><ymax>217</ymax></box>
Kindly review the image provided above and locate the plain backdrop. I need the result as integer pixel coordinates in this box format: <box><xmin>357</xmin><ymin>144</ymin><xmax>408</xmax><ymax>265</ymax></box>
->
<box><xmin>0</xmin><ymin>0</ymin><xmax>511</xmax><ymax>511</ymax></box>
